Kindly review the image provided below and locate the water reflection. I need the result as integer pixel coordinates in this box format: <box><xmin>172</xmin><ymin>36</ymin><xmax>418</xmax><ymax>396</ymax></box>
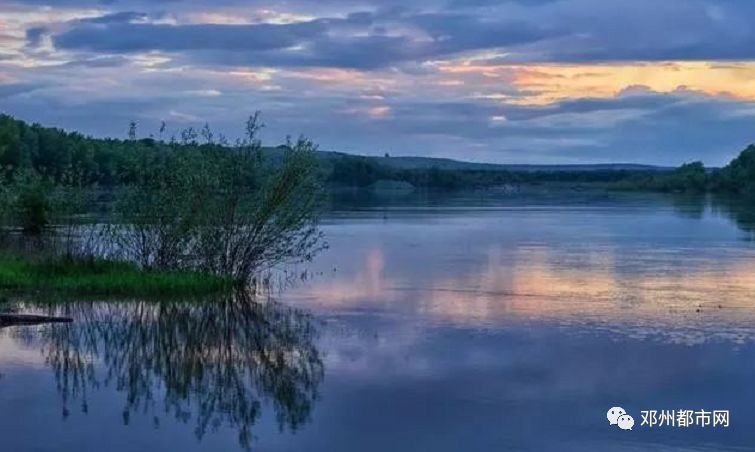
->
<box><xmin>669</xmin><ymin>193</ymin><xmax>706</xmax><ymax>220</ymax></box>
<box><xmin>12</xmin><ymin>292</ymin><xmax>323</xmax><ymax>450</ymax></box>
<box><xmin>299</xmin><ymin>246</ymin><xmax>755</xmax><ymax>344</ymax></box>
<box><xmin>289</xmin><ymin>195</ymin><xmax>755</xmax><ymax>346</ymax></box>
<box><xmin>712</xmin><ymin>195</ymin><xmax>755</xmax><ymax>240</ymax></box>
<box><xmin>3</xmin><ymin>192</ymin><xmax>755</xmax><ymax>452</ymax></box>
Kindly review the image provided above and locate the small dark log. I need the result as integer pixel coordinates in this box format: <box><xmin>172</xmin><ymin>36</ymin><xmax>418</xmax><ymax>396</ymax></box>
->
<box><xmin>0</xmin><ymin>314</ymin><xmax>73</xmax><ymax>328</ymax></box>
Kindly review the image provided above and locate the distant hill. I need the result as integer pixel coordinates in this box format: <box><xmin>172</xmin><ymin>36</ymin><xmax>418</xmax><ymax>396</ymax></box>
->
<box><xmin>265</xmin><ymin>146</ymin><xmax>674</xmax><ymax>173</ymax></box>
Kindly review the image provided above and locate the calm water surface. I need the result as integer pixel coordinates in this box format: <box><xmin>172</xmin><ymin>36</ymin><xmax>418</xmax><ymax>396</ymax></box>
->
<box><xmin>2</xmin><ymin>192</ymin><xmax>755</xmax><ymax>451</ymax></box>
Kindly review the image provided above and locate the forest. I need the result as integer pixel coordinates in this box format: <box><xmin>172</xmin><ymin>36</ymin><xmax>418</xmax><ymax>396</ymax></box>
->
<box><xmin>2</xmin><ymin>113</ymin><xmax>754</xmax><ymax>195</ymax></box>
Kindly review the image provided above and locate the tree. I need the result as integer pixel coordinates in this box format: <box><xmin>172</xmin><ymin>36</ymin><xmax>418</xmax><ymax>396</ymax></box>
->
<box><xmin>715</xmin><ymin>145</ymin><xmax>755</xmax><ymax>194</ymax></box>
<box><xmin>127</xmin><ymin>121</ymin><xmax>137</xmax><ymax>140</ymax></box>
<box><xmin>109</xmin><ymin>116</ymin><xmax>325</xmax><ymax>283</ymax></box>
<box><xmin>673</xmin><ymin>161</ymin><xmax>707</xmax><ymax>192</ymax></box>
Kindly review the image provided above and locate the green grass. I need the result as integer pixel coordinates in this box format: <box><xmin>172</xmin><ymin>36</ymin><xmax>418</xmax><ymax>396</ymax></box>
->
<box><xmin>0</xmin><ymin>254</ymin><xmax>234</xmax><ymax>296</ymax></box>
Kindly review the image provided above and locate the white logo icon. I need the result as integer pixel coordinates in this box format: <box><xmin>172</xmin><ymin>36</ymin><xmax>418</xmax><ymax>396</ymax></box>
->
<box><xmin>607</xmin><ymin>407</ymin><xmax>626</xmax><ymax>425</ymax></box>
<box><xmin>607</xmin><ymin>407</ymin><xmax>634</xmax><ymax>431</ymax></box>
<box><xmin>617</xmin><ymin>414</ymin><xmax>635</xmax><ymax>430</ymax></box>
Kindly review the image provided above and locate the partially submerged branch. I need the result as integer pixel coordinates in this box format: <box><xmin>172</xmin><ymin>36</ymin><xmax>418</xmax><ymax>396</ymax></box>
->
<box><xmin>0</xmin><ymin>313</ymin><xmax>72</xmax><ymax>328</ymax></box>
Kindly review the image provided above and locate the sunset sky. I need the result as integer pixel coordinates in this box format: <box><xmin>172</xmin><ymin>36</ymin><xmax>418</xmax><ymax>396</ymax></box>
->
<box><xmin>2</xmin><ymin>0</ymin><xmax>755</xmax><ymax>165</ymax></box>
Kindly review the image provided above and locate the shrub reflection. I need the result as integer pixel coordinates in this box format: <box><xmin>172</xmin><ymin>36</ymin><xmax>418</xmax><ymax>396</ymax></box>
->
<box><xmin>37</xmin><ymin>291</ymin><xmax>323</xmax><ymax>450</ymax></box>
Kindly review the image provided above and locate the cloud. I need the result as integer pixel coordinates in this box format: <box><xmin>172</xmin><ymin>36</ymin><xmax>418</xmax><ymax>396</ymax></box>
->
<box><xmin>0</xmin><ymin>82</ymin><xmax>45</xmax><ymax>98</ymax></box>
<box><xmin>54</xmin><ymin>19</ymin><xmax>331</xmax><ymax>53</ymax></box>
<box><xmin>49</xmin><ymin>11</ymin><xmax>556</xmax><ymax>69</ymax></box>
<box><xmin>80</xmin><ymin>11</ymin><xmax>149</xmax><ymax>24</ymax></box>
<box><xmin>523</xmin><ymin>0</ymin><xmax>755</xmax><ymax>63</ymax></box>
<box><xmin>4</xmin><ymin>0</ymin><xmax>755</xmax><ymax>166</ymax></box>
<box><xmin>26</xmin><ymin>1</ymin><xmax>755</xmax><ymax>68</ymax></box>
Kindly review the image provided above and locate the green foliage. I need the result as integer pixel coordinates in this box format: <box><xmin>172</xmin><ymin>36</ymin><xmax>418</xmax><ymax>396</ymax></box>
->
<box><xmin>674</xmin><ymin>161</ymin><xmax>708</xmax><ymax>191</ymax></box>
<box><xmin>713</xmin><ymin>145</ymin><xmax>755</xmax><ymax>194</ymax></box>
<box><xmin>0</xmin><ymin>170</ymin><xmax>54</xmax><ymax>235</ymax></box>
<box><xmin>108</xmin><ymin>115</ymin><xmax>324</xmax><ymax>282</ymax></box>
<box><xmin>19</xmin><ymin>190</ymin><xmax>49</xmax><ymax>234</ymax></box>
<box><xmin>0</xmin><ymin>165</ymin><xmax>94</xmax><ymax>249</ymax></box>
<box><xmin>0</xmin><ymin>113</ymin><xmax>325</xmax><ymax>287</ymax></box>
<box><xmin>329</xmin><ymin>155</ymin><xmax>395</xmax><ymax>186</ymax></box>
<box><xmin>0</xmin><ymin>173</ymin><xmax>13</xmax><ymax>234</ymax></box>
<box><xmin>0</xmin><ymin>114</ymin><xmax>172</xmax><ymax>185</ymax></box>
<box><xmin>612</xmin><ymin>161</ymin><xmax>709</xmax><ymax>193</ymax></box>
<box><xmin>613</xmin><ymin>145</ymin><xmax>755</xmax><ymax>194</ymax></box>
<box><xmin>0</xmin><ymin>253</ymin><xmax>232</xmax><ymax>295</ymax></box>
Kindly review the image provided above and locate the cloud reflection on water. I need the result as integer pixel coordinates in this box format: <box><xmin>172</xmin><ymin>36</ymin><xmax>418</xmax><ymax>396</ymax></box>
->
<box><xmin>288</xmin><ymin>199</ymin><xmax>755</xmax><ymax>346</ymax></box>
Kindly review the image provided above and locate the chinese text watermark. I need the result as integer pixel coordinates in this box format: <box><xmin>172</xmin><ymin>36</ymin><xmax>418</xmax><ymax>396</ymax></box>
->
<box><xmin>640</xmin><ymin>410</ymin><xmax>730</xmax><ymax>428</ymax></box>
<box><xmin>608</xmin><ymin>407</ymin><xmax>730</xmax><ymax>431</ymax></box>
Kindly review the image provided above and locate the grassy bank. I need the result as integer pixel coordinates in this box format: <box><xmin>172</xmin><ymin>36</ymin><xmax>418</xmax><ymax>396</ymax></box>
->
<box><xmin>0</xmin><ymin>254</ymin><xmax>233</xmax><ymax>296</ymax></box>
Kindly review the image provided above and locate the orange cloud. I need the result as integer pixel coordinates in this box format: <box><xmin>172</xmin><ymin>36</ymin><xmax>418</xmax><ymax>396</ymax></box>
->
<box><xmin>440</xmin><ymin>61</ymin><xmax>755</xmax><ymax>105</ymax></box>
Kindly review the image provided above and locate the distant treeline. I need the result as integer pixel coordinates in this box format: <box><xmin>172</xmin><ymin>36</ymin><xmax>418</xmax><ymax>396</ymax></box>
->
<box><xmin>328</xmin><ymin>146</ymin><xmax>755</xmax><ymax>193</ymax></box>
<box><xmin>1</xmin><ymin>114</ymin><xmax>126</xmax><ymax>185</ymax></box>
<box><xmin>1</xmin><ymin>113</ymin><xmax>753</xmax><ymax>193</ymax></box>
<box><xmin>328</xmin><ymin>156</ymin><xmax>660</xmax><ymax>190</ymax></box>
<box><xmin>611</xmin><ymin>148</ymin><xmax>755</xmax><ymax>195</ymax></box>
<box><xmin>0</xmin><ymin>113</ymin><xmax>639</xmax><ymax>189</ymax></box>
<box><xmin>0</xmin><ymin>113</ymin><xmax>271</xmax><ymax>186</ymax></box>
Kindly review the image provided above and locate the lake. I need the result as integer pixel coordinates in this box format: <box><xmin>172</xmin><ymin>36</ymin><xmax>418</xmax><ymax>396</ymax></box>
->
<box><xmin>2</xmin><ymin>191</ymin><xmax>755</xmax><ymax>451</ymax></box>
